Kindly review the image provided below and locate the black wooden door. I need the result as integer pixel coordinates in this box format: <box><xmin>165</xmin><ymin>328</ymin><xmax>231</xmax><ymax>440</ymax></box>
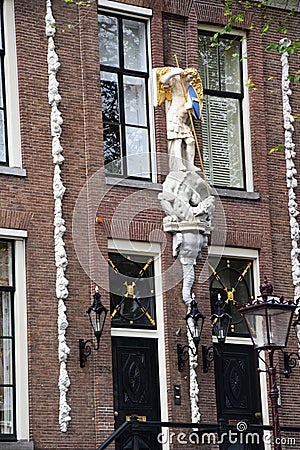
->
<box><xmin>112</xmin><ymin>337</ymin><xmax>161</xmax><ymax>449</ymax></box>
<box><xmin>214</xmin><ymin>343</ymin><xmax>263</xmax><ymax>450</ymax></box>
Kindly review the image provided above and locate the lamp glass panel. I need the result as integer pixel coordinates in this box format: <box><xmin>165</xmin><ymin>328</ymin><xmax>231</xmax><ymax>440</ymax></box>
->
<box><xmin>243</xmin><ymin>309</ymin><xmax>268</xmax><ymax>349</ymax></box>
<box><xmin>212</xmin><ymin>314</ymin><xmax>231</xmax><ymax>343</ymax></box>
<box><xmin>93</xmin><ymin>312</ymin><xmax>105</xmax><ymax>334</ymax></box>
<box><xmin>187</xmin><ymin>316</ymin><xmax>200</xmax><ymax>340</ymax></box>
<box><xmin>243</xmin><ymin>306</ymin><xmax>294</xmax><ymax>349</ymax></box>
<box><xmin>266</xmin><ymin>307</ymin><xmax>293</xmax><ymax>347</ymax></box>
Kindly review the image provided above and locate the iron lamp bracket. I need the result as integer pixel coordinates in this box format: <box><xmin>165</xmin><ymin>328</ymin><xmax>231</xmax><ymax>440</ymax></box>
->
<box><xmin>202</xmin><ymin>344</ymin><xmax>222</xmax><ymax>373</ymax></box>
<box><xmin>177</xmin><ymin>343</ymin><xmax>197</xmax><ymax>372</ymax></box>
<box><xmin>282</xmin><ymin>349</ymin><xmax>299</xmax><ymax>378</ymax></box>
<box><xmin>79</xmin><ymin>337</ymin><xmax>100</xmax><ymax>368</ymax></box>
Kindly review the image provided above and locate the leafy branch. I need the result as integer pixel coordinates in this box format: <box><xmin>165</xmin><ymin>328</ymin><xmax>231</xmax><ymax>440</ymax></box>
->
<box><xmin>217</xmin><ymin>0</ymin><xmax>300</xmax><ymax>56</ymax></box>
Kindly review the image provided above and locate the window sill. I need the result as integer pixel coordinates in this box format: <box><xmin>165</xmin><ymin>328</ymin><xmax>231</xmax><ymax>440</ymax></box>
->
<box><xmin>0</xmin><ymin>442</ymin><xmax>34</xmax><ymax>449</ymax></box>
<box><xmin>215</xmin><ymin>188</ymin><xmax>260</xmax><ymax>201</ymax></box>
<box><xmin>105</xmin><ymin>179</ymin><xmax>260</xmax><ymax>200</ymax></box>
<box><xmin>105</xmin><ymin>177</ymin><xmax>162</xmax><ymax>191</ymax></box>
<box><xmin>0</xmin><ymin>167</ymin><xmax>26</xmax><ymax>177</ymax></box>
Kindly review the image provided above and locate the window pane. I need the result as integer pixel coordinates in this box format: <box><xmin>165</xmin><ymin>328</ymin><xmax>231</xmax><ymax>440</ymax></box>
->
<box><xmin>0</xmin><ymin>292</ymin><xmax>12</xmax><ymax>336</ymax></box>
<box><xmin>125</xmin><ymin>127</ymin><xmax>150</xmax><ymax>178</ymax></box>
<box><xmin>109</xmin><ymin>253</ymin><xmax>156</xmax><ymax>329</ymax></box>
<box><xmin>219</xmin><ymin>38</ymin><xmax>241</xmax><ymax>93</ymax></box>
<box><xmin>0</xmin><ymin>242</ymin><xmax>12</xmax><ymax>287</ymax></box>
<box><xmin>202</xmin><ymin>96</ymin><xmax>244</xmax><ymax>188</ymax></box>
<box><xmin>0</xmin><ymin>8</ymin><xmax>2</xmax><ymax>50</ymax></box>
<box><xmin>199</xmin><ymin>34</ymin><xmax>219</xmax><ymax>90</ymax></box>
<box><xmin>103</xmin><ymin>124</ymin><xmax>122</xmax><ymax>175</ymax></box>
<box><xmin>98</xmin><ymin>15</ymin><xmax>119</xmax><ymax>67</ymax></box>
<box><xmin>124</xmin><ymin>76</ymin><xmax>147</xmax><ymax>126</ymax></box>
<box><xmin>0</xmin><ymin>339</ymin><xmax>12</xmax><ymax>384</ymax></box>
<box><xmin>0</xmin><ymin>64</ymin><xmax>3</xmax><ymax>108</ymax></box>
<box><xmin>209</xmin><ymin>258</ymin><xmax>253</xmax><ymax>337</ymax></box>
<box><xmin>123</xmin><ymin>19</ymin><xmax>147</xmax><ymax>71</ymax></box>
<box><xmin>0</xmin><ymin>109</ymin><xmax>6</xmax><ymax>163</ymax></box>
<box><xmin>0</xmin><ymin>387</ymin><xmax>13</xmax><ymax>434</ymax></box>
<box><xmin>101</xmin><ymin>71</ymin><xmax>120</xmax><ymax>123</ymax></box>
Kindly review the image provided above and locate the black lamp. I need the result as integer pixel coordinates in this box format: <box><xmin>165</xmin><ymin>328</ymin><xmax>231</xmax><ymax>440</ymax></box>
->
<box><xmin>238</xmin><ymin>277</ymin><xmax>297</xmax><ymax>450</ymax></box>
<box><xmin>79</xmin><ymin>287</ymin><xmax>108</xmax><ymax>368</ymax></box>
<box><xmin>186</xmin><ymin>298</ymin><xmax>205</xmax><ymax>351</ymax></box>
<box><xmin>202</xmin><ymin>294</ymin><xmax>233</xmax><ymax>373</ymax></box>
<box><xmin>177</xmin><ymin>297</ymin><xmax>205</xmax><ymax>372</ymax></box>
<box><xmin>210</xmin><ymin>293</ymin><xmax>232</xmax><ymax>344</ymax></box>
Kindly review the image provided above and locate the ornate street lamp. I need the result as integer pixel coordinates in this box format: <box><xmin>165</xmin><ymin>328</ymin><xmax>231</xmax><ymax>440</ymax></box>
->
<box><xmin>79</xmin><ymin>287</ymin><xmax>108</xmax><ymax>368</ymax></box>
<box><xmin>177</xmin><ymin>298</ymin><xmax>205</xmax><ymax>372</ymax></box>
<box><xmin>239</xmin><ymin>277</ymin><xmax>297</xmax><ymax>450</ymax></box>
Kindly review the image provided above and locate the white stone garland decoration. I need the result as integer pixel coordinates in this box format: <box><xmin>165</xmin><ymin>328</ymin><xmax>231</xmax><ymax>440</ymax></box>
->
<box><xmin>280</xmin><ymin>38</ymin><xmax>300</xmax><ymax>307</ymax></box>
<box><xmin>46</xmin><ymin>0</ymin><xmax>71</xmax><ymax>432</ymax></box>
<box><xmin>186</xmin><ymin>317</ymin><xmax>201</xmax><ymax>424</ymax></box>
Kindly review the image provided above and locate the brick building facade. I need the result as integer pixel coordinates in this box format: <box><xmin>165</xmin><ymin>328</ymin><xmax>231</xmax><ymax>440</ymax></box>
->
<box><xmin>0</xmin><ymin>0</ymin><xmax>300</xmax><ymax>449</ymax></box>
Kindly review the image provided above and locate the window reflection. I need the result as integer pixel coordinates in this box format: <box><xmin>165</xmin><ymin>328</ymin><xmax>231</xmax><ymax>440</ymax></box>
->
<box><xmin>199</xmin><ymin>32</ymin><xmax>245</xmax><ymax>189</ymax></box>
<box><xmin>0</xmin><ymin>241</ymin><xmax>14</xmax><ymax>436</ymax></box>
<box><xmin>99</xmin><ymin>13</ymin><xmax>151</xmax><ymax>179</ymax></box>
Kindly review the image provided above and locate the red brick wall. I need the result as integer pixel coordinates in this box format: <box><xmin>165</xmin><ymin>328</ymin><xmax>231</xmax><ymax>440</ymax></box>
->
<box><xmin>0</xmin><ymin>0</ymin><xmax>297</xmax><ymax>448</ymax></box>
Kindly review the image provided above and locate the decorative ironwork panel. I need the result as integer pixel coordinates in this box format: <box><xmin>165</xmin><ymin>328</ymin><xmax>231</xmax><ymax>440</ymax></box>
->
<box><xmin>122</xmin><ymin>353</ymin><xmax>148</xmax><ymax>405</ymax></box>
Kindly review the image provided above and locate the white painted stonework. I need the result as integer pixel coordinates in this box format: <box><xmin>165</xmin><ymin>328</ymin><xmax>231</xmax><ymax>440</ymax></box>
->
<box><xmin>280</xmin><ymin>39</ymin><xmax>300</xmax><ymax>304</ymax></box>
<box><xmin>186</xmin><ymin>306</ymin><xmax>201</xmax><ymax>424</ymax></box>
<box><xmin>45</xmin><ymin>0</ymin><xmax>71</xmax><ymax>432</ymax></box>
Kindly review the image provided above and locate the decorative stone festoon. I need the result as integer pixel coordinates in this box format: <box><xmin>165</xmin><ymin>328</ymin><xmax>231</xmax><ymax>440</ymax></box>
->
<box><xmin>45</xmin><ymin>0</ymin><xmax>71</xmax><ymax>433</ymax></box>
<box><xmin>155</xmin><ymin>65</ymin><xmax>215</xmax><ymax>423</ymax></box>
<box><xmin>280</xmin><ymin>38</ymin><xmax>300</xmax><ymax>344</ymax></box>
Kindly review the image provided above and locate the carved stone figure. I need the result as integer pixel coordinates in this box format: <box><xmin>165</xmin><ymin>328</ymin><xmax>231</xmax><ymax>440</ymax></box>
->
<box><xmin>156</xmin><ymin>66</ymin><xmax>210</xmax><ymax>423</ymax></box>
<box><xmin>173</xmin><ymin>231</ymin><xmax>208</xmax><ymax>305</ymax></box>
<box><xmin>156</xmin><ymin>66</ymin><xmax>203</xmax><ymax>172</ymax></box>
<box><xmin>158</xmin><ymin>170</ymin><xmax>215</xmax><ymax>227</ymax></box>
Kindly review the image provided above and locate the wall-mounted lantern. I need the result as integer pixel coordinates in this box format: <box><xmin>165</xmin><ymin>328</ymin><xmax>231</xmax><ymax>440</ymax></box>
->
<box><xmin>79</xmin><ymin>287</ymin><xmax>108</xmax><ymax>368</ymax></box>
<box><xmin>177</xmin><ymin>298</ymin><xmax>205</xmax><ymax>372</ymax></box>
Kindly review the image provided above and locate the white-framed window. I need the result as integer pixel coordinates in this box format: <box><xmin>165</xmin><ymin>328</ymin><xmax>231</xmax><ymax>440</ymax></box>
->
<box><xmin>108</xmin><ymin>239</ymin><xmax>163</xmax><ymax>335</ymax></box>
<box><xmin>199</xmin><ymin>27</ymin><xmax>253</xmax><ymax>191</ymax></box>
<box><xmin>98</xmin><ymin>1</ymin><xmax>155</xmax><ymax>181</ymax></box>
<box><xmin>108</xmin><ymin>239</ymin><xmax>169</xmax><ymax>443</ymax></box>
<box><xmin>0</xmin><ymin>0</ymin><xmax>22</xmax><ymax>170</ymax></box>
<box><xmin>0</xmin><ymin>230</ymin><xmax>28</xmax><ymax>442</ymax></box>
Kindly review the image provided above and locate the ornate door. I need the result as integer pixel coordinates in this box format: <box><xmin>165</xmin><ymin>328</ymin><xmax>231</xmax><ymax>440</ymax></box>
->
<box><xmin>112</xmin><ymin>336</ymin><xmax>161</xmax><ymax>449</ymax></box>
<box><xmin>214</xmin><ymin>343</ymin><xmax>263</xmax><ymax>450</ymax></box>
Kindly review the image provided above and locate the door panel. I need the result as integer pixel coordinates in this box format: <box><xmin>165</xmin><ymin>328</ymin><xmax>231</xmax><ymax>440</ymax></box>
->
<box><xmin>112</xmin><ymin>337</ymin><xmax>161</xmax><ymax>449</ymax></box>
<box><xmin>214</xmin><ymin>343</ymin><xmax>264</xmax><ymax>450</ymax></box>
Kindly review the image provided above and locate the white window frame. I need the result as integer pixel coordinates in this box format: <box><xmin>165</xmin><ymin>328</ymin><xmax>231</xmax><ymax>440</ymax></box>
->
<box><xmin>209</xmin><ymin>246</ymin><xmax>270</xmax><ymax>449</ymax></box>
<box><xmin>108</xmin><ymin>238</ymin><xmax>169</xmax><ymax>450</ymax></box>
<box><xmin>0</xmin><ymin>229</ymin><xmax>29</xmax><ymax>441</ymax></box>
<box><xmin>199</xmin><ymin>25</ymin><xmax>253</xmax><ymax>192</ymax></box>
<box><xmin>0</xmin><ymin>1</ymin><xmax>22</xmax><ymax>172</ymax></box>
<box><xmin>98</xmin><ymin>0</ymin><xmax>157</xmax><ymax>183</ymax></box>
